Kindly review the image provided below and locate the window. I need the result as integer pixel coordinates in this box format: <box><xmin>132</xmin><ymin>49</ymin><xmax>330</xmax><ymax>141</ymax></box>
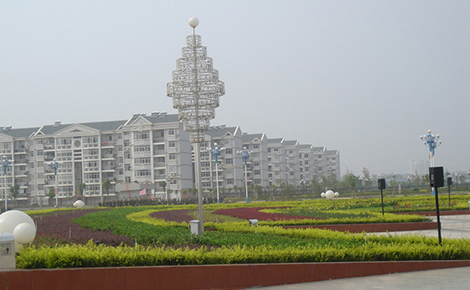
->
<box><xmin>83</xmin><ymin>136</ymin><xmax>98</xmax><ymax>144</ymax></box>
<box><xmin>201</xmin><ymin>162</ymin><xmax>210</xmax><ymax>167</ymax></box>
<box><xmin>225</xmin><ymin>149</ymin><xmax>232</xmax><ymax>154</ymax></box>
<box><xmin>156</xmin><ymin>157</ymin><xmax>165</xmax><ymax>163</ymax></box>
<box><xmin>226</xmin><ymin>179</ymin><xmax>234</xmax><ymax>185</ymax></box>
<box><xmin>134</xmin><ymin>145</ymin><xmax>150</xmax><ymax>152</ymax></box>
<box><xmin>253</xmin><ymin>144</ymin><xmax>259</xmax><ymax>149</ymax></box>
<box><xmin>57</xmin><ymin>138</ymin><xmax>72</xmax><ymax>145</ymax></box>
<box><xmin>225</xmin><ymin>159</ymin><xmax>233</xmax><ymax>165</ymax></box>
<box><xmin>134</xmin><ymin>131</ymin><xmax>150</xmax><ymax>140</ymax></box>
<box><xmin>85</xmin><ymin>173</ymin><xmax>100</xmax><ymax>179</ymax></box>
<box><xmin>304</xmin><ymin>153</ymin><xmax>308</xmax><ymax>158</ymax></box>
<box><xmin>267</xmin><ymin>148</ymin><xmax>271</xmax><ymax>153</ymax></box>
<box><xmin>135</xmin><ymin>170</ymin><xmax>151</xmax><ymax>176</ymax></box>
<box><xmin>254</xmin><ymin>170</ymin><xmax>260</xmax><ymax>175</ymax></box>
<box><xmin>168</xmin><ymin>129</ymin><xmax>175</xmax><ymax>135</ymax></box>
<box><xmin>169</xmin><ymin>153</ymin><xmax>176</xmax><ymax>160</ymax></box>
<box><xmin>168</xmin><ymin>141</ymin><xmax>176</xmax><ymax>148</ymax></box>
<box><xmin>135</xmin><ymin>157</ymin><xmax>151</xmax><ymax>164</ymax></box>
<box><xmin>155</xmin><ymin>130</ymin><xmax>164</xmax><ymax>138</ymax></box>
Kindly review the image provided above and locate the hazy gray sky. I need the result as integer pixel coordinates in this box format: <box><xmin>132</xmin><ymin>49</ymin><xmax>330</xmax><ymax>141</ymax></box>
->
<box><xmin>1</xmin><ymin>1</ymin><xmax>469</xmax><ymax>176</ymax></box>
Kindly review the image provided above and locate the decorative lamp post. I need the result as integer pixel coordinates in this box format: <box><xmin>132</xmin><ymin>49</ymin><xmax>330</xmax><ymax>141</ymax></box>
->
<box><xmin>49</xmin><ymin>159</ymin><xmax>61</xmax><ymax>207</ymax></box>
<box><xmin>420</xmin><ymin>130</ymin><xmax>441</xmax><ymax>195</ymax></box>
<box><xmin>167</xmin><ymin>17</ymin><xmax>225</xmax><ymax>235</ymax></box>
<box><xmin>1</xmin><ymin>156</ymin><xmax>12</xmax><ymax>212</ymax></box>
<box><xmin>420</xmin><ymin>130</ymin><xmax>441</xmax><ymax>167</ymax></box>
<box><xmin>208</xmin><ymin>143</ymin><xmax>225</xmax><ymax>204</ymax></box>
<box><xmin>237</xmin><ymin>147</ymin><xmax>252</xmax><ymax>203</ymax></box>
<box><xmin>358</xmin><ymin>176</ymin><xmax>363</xmax><ymax>192</ymax></box>
<box><xmin>407</xmin><ymin>176</ymin><xmax>412</xmax><ymax>190</ymax></box>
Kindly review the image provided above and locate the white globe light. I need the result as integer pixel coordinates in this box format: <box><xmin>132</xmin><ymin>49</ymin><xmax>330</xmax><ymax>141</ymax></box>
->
<box><xmin>321</xmin><ymin>192</ymin><xmax>325</xmax><ymax>198</ymax></box>
<box><xmin>334</xmin><ymin>192</ymin><xmax>339</xmax><ymax>197</ymax></box>
<box><xmin>0</xmin><ymin>210</ymin><xmax>35</xmax><ymax>233</ymax></box>
<box><xmin>188</xmin><ymin>17</ymin><xmax>199</xmax><ymax>28</ymax></box>
<box><xmin>74</xmin><ymin>200</ymin><xmax>85</xmax><ymax>208</ymax></box>
<box><xmin>325</xmin><ymin>190</ymin><xmax>335</xmax><ymax>200</ymax></box>
<box><xmin>13</xmin><ymin>223</ymin><xmax>36</xmax><ymax>244</ymax></box>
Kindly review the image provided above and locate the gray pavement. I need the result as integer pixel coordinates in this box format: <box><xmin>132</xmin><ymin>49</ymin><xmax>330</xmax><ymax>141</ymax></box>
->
<box><xmin>251</xmin><ymin>215</ymin><xmax>470</xmax><ymax>289</ymax></box>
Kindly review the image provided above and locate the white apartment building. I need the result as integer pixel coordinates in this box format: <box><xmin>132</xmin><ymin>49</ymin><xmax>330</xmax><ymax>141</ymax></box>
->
<box><xmin>313</xmin><ymin>146</ymin><xmax>341</xmax><ymax>181</ymax></box>
<box><xmin>0</xmin><ymin>115</ymin><xmax>340</xmax><ymax>207</ymax></box>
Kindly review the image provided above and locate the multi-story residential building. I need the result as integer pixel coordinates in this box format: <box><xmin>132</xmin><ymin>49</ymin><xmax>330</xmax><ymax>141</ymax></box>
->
<box><xmin>242</xmin><ymin>133</ymin><xmax>269</xmax><ymax>188</ymax></box>
<box><xmin>283</xmin><ymin>140</ymin><xmax>301</xmax><ymax>185</ymax></box>
<box><xmin>267</xmin><ymin>138</ymin><xmax>287</xmax><ymax>186</ymax></box>
<box><xmin>202</xmin><ymin>125</ymin><xmax>244</xmax><ymax>190</ymax></box>
<box><xmin>0</xmin><ymin>114</ymin><xmax>340</xmax><ymax>206</ymax></box>
<box><xmin>313</xmin><ymin>146</ymin><xmax>341</xmax><ymax>181</ymax></box>
<box><xmin>298</xmin><ymin>144</ymin><xmax>314</xmax><ymax>185</ymax></box>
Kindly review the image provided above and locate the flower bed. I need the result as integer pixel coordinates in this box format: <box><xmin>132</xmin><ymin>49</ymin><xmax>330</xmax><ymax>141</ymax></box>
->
<box><xmin>212</xmin><ymin>207</ymin><xmax>317</xmax><ymax>221</ymax></box>
<box><xmin>34</xmin><ymin>209</ymin><xmax>133</xmax><ymax>246</ymax></box>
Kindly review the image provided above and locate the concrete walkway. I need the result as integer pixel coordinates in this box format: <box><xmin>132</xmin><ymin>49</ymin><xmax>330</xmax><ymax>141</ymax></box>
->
<box><xmin>252</xmin><ymin>215</ymin><xmax>470</xmax><ymax>289</ymax></box>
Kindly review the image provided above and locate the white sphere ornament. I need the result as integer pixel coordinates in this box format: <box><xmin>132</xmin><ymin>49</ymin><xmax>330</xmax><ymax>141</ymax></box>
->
<box><xmin>74</xmin><ymin>200</ymin><xmax>85</xmax><ymax>208</ymax></box>
<box><xmin>0</xmin><ymin>210</ymin><xmax>35</xmax><ymax>233</ymax></box>
<box><xmin>13</xmin><ymin>223</ymin><xmax>36</xmax><ymax>244</ymax></box>
<box><xmin>321</xmin><ymin>192</ymin><xmax>325</xmax><ymax>198</ymax></box>
<box><xmin>334</xmin><ymin>192</ymin><xmax>339</xmax><ymax>197</ymax></box>
<box><xmin>325</xmin><ymin>190</ymin><xmax>335</xmax><ymax>200</ymax></box>
<box><xmin>188</xmin><ymin>17</ymin><xmax>199</xmax><ymax>28</ymax></box>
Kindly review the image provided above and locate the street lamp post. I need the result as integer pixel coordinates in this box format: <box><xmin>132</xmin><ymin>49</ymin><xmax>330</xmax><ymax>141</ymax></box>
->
<box><xmin>167</xmin><ymin>17</ymin><xmax>225</xmax><ymax>235</ymax></box>
<box><xmin>237</xmin><ymin>147</ymin><xmax>252</xmax><ymax>203</ymax></box>
<box><xmin>1</xmin><ymin>156</ymin><xmax>12</xmax><ymax>212</ymax></box>
<box><xmin>420</xmin><ymin>130</ymin><xmax>441</xmax><ymax>195</ymax></box>
<box><xmin>209</xmin><ymin>143</ymin><xmax>225</xmax><ymax>204</ymax></box>
<box><xmin>358</xmin><ymin>176</ymin><xmax>363</xmax><ymax>193</ymax></box>
<box><xmin>49</xmin><ymin>159</ymin><xmax>61</xmax><ymax>207</ymax></box>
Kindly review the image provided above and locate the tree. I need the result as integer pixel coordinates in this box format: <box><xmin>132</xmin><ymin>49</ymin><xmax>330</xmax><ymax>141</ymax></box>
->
<box><xmin>344</xmin><ymin>172</ymin><xmax>358</xmax><ymax>194</ymax></box>
<box><xmin>159</xmin><ymin>181</ymin><xmax>167</xmax><ymax>192</ymax></box>
<box><xmin>102</xmin><ymin>178</ymin><xmax>111</xmax><ymax>197</ymax></box>
<box><xmin>78</xmin><ymin>183</ymin><xmax>86</xmax><ymax>199</ymax></box>
<box><xmin>46</xmin><ymin>188</ymin><xmax>55</xmax><ymax>205</ymax></box>
<box><xmin>9</xmin><ymin>184</ymin><xmax>20</xmax><ymax>203</ymax></box>
<box><xmin>361</xmin><ymin>167</ymin><xmax>372</xmax><ymax>188</ymax></box>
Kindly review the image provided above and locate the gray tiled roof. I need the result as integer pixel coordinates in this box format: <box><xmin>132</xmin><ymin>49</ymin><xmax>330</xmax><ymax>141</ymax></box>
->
<box><xmin>283</xmin><ymin>140</ymin><xmax>298</xmax><ymax>146</ymax></box>
<box><xmin>206</xmin><ymin>126</ymin><xmax>239</xmax><ymax>138</ymax></box>
<box><xmin>242</xmin><ymin>133</ymin><xmax>264</xmax><ymax>143</ymax></box>
<box><xmin>0</xmin><ymin>127</ymin><xmax>40</xmax><ymax>138</ymax></box>
<box><xmin>267</xmin><ymin>138</ymin><xmax>284</xmax><ymax>143</ymax></box>
<box><xmin>38</xmin><ymin>120</ymin><xmax>128</xmax><ymax>135</ymax></box>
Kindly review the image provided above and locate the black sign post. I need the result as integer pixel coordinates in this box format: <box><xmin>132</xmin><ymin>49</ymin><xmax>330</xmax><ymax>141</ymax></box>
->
<box><xmin>429</xmin><ymin>167</ymin><xmax>444</xmax><ymax>245</ymax></box>
<box><xmin>378</xmin><ymin>178</ymin><xmax>386</xmax><ymax>216</ymax></box>
<box><xmin>447</xmin><ymin>176</ymin><xmax>452</xmax><ymax>207</ymax></box>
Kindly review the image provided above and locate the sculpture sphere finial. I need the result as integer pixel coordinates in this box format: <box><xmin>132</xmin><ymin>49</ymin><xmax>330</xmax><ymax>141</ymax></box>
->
<box><xmin>189</xmin><ymin>17</ymin><xmax>199</xmax><ymax>28</ymax></box>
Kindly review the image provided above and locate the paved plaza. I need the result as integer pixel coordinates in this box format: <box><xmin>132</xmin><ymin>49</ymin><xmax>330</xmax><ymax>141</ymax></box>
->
<box><xmin>254</xmin><ymin>214</ymin><xmax>470</xmax><ymax>289</ymax></box>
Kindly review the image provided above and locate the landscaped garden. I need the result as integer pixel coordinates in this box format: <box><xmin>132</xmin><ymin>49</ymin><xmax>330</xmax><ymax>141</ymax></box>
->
<box><xmin>16</xmin><ymin>194</ymin><xmax>470</xmax><ymax>269</ymax></box>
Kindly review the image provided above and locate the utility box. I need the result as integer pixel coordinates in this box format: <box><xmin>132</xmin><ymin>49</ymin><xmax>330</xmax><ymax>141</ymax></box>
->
<box><xmin>0</xmin><ymin>233</ymin><xmax>15</xmax><ymax>270</ymax></box>
<box><xmin>190</xmin><ymin>220</ymin><xmax>200</xmax><ymax>235</ymax></box>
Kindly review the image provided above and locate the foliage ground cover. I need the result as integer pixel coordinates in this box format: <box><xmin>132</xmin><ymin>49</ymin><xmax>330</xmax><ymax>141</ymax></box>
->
<box><xmin>18</xmin><ymin>194</ymin><xmax>470</xmax><ymax>269</ymax></box>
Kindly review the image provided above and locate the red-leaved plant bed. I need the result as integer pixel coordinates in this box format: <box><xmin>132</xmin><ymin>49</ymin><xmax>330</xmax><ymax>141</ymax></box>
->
<box><xmin>213</xmin><ymin>207</ymin><xmax>317</xmax><ymax>221</ymax></box>
<box><xmin>34</xmin><ymin>209</ymin><xmax>134</xmax><ymax>246</ymax></box>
